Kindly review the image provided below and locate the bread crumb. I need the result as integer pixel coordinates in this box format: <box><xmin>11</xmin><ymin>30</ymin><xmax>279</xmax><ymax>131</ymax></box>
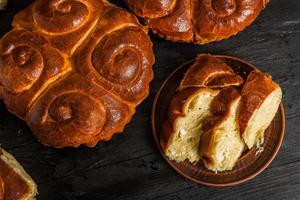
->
<box><xmin>255</xmin><ymin>146</ymin><xmax>264</xmax><ymax>156</ymax></box>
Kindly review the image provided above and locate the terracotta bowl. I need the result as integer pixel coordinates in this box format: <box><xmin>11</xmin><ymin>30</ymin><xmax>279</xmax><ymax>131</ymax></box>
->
<box><xmin>152</xmin><ymin>55</ymin><xmax>285</xmax><ymax>186</ymax></box>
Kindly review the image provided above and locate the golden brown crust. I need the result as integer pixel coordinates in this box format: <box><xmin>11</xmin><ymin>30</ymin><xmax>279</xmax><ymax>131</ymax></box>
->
<box><xmin>0</xmin><ymin>159</ymin><xmax>30</xmax><ymax>200</ymax></box>
<box><xmin>26</xmin><ymin>73</ymin><xmax>135</xmax><ymax>148</ymax></box>
<box><xmin>206</xmin><ymin>74</ymin><xmax>244</xmax><ymax>87</ymax></box>
<box><xmin>200</xmin><ymin>87</ymin><xmax>241</xmax><ymax>165</ymax></box>
<box><xmin>167</xmin><ymin>87</ymin><xmax>200</xmax><ymax>126</ymax></box>
<box><xmin>0</xmin><ymin>0</ymin><xmax>154</xmax><ymax>147</ymax></box>
<box><xmin>147</xmin><ymin>0</ymin><xmax>194</xmax><ymax>42</ymax></box>
<box><xmin>238</xmin><ymin>70</ymin><xmax>278</xmax><ymax>136</ymax></box>
<box><xmin>124</xmin><ymin>0</ymin><xmax>176</xmax><ymax>18</ymax></box>
<box><xmin>74</xmin><ymin>7</ymin><xmax>154</xmax><ymax>103</ymax></box>
<box><xmin>179</xmin><ymin>54</ymin><xmax>244</xmax><ymax>90</ymax></box>
<box><xmin>13</xmin><ymin>0</ymin><xmax>106</xmax><ymax>54</ymax></box>
<box><xmin>126</xmin><ymin>0</ymin><xmax>269</xmax><ymax>43</ymax></box>
<box><xmin>192</xmin><ymin>0</ymin><xmax>269</xmax><ymax>44</ymax></box>
<box><xmin>0</xmin><ymin>29</ymin><xmax>70</xmax><ymax>119</ymax></box>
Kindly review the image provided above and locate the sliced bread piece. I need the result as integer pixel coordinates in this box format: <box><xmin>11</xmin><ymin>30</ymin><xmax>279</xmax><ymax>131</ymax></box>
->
<box><xmin>239</xmin><ymin>70</ymin><xmax>282</xmax><ymax>149</ymax></box>
<box><xmin>179</xmin><ymin>54</ymin><xmax>244</xmax><ymax>90</ymax></box>
<box><xmin>0</xmin><ymin>148</ymin><xmax>37</xmax><ymax>200</ymax></box>
<box><xmin>200</xmin><ymin>88</ymin><xmax>245</xmax><ymax>172</ymax></box>
<box><xmin>161</xmin><ymin>88</ymin><xmax>219</xmax><ymax>163</ymax></box>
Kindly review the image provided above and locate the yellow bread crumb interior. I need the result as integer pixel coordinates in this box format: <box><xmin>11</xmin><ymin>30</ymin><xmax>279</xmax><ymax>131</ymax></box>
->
<box><xmin>242</xmin><ymin>87</ymin><xmax>282</xmax><ymax>149</ymax></box>
<box><xmin>165</xmin><ymin>89</ymin><xmax>219</xmax><ymax>163</ymax></box>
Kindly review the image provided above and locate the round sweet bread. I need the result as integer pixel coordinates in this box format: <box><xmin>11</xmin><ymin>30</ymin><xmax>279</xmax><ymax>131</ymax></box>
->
<box><xmin>0</xmin><ymin>0</ymin><xmax>154</xmax><ymax>147</ymax></box>
<box><xmin>125</xmin><ymin>0</ymin><xmax>269</xmax><ymax>44</ymax></box>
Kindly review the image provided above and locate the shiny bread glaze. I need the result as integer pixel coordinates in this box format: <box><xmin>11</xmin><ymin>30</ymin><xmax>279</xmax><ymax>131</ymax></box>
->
<box><xmin>125</xmin><ymin>0</ymin><xmax>269</xmax><ymax>43</ymax></box>
<box><xmin>0</xmin><ymin>0</ymin><xmax>154</xmax><ymax>148</ymax></box>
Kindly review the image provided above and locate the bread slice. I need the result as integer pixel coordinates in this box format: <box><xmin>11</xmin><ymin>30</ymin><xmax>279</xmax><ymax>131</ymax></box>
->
<box><xmin>200</xmin><ymin>88</ymin><xmax>245</xmax><ymax>172</ymax></box>
<box><xmin>161</xmin><ymin>88</ymin><xmax>219</xmax><ymax>163</ymax></box>
<box><xmin>0</xmin><ymin>148</ymin><xmax>37</xmax><ymax>200</ymax></box>
<box><xmin>239</xmin><ymin>70</ymin><xmax>282</xmax><ymax>149</ymax></box>
<box><xmin>179</xmin><ymin>54</ymin><xmax>244</xmax><ymax>90</ymax></box>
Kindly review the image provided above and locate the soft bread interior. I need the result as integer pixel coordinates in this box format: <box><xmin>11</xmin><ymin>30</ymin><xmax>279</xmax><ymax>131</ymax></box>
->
<box><xmin>242</xmin><ymin>87</ymin><xmax>282</xmax><ymax>149</ymax></box>
<box><xmin>165</xmin><ymin>89</ymin><xmax>219</xmax><ymax>163</ymax></box>
<box><xmin>201</xmin><ymin>98</ymin><xmax>245</xmax><ymax>172</ymax></box>
<box><xmin>0</xmin><ymin>149</ymin><xmax>37</xmax><ymax>200</ymax></box>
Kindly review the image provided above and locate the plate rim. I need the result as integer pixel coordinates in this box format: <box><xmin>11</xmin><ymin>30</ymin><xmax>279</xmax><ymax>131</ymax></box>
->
<box><xmin>151</xmin><ymin>54</ymin><xmax>286</xmax><ymax>187</ymax></box>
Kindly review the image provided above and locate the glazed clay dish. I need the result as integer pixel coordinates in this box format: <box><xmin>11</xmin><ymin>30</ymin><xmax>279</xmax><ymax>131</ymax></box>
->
<box><xmin>152</xmin><ymin>54</ymin><xmax>285</xmax><ymax>186</ymax></box>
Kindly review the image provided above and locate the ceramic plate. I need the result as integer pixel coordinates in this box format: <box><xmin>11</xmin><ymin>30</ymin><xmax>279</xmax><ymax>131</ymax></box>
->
<box><xmin>152</xmin><ymin>55</ymin><xmax>285</xmax><ymax>186</ymax></box>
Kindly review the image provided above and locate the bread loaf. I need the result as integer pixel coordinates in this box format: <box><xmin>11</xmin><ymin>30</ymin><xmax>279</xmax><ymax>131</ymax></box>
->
<box><xmin>0</xmin><ymin>0</ymin><xmax>154</xmax><ymax>147</ymax></box>
<box><xmin>125</xmin><ymin>0</ymin><xmax>269</xmax><ymax>44</ymax></box>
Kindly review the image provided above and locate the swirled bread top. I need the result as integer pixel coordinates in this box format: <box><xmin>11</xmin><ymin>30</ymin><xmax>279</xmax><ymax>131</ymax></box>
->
<box><xmin>0</xmin><ymin>0</ymin><xmax>154</xmax><ymax>148</ymax></box>
<box><xmin>125</xmin><ymin>0</ymin><xmax>269</xmax><ymax>43</ymax></box>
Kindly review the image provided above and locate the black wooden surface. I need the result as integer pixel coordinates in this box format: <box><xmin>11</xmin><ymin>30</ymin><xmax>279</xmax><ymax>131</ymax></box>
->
<box><xmin>0</xmin><ymin>0</ymin><xmax>300</xmax><ymax>199</ymax></box>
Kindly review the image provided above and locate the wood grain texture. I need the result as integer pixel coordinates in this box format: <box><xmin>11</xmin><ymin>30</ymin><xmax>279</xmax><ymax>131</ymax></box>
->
<box><xmin>0</xmin><ymin>0</ymin><xmax>300</xmax><ymax>199</ymax></box>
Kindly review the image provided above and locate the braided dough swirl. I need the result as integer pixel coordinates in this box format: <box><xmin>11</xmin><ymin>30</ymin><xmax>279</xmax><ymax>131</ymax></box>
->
<box><xmin>0</xmin><ymin>0</ymin><xmax>154</xmax><ymax>147</ymax></box>
<box><xmin>125</xmin><ymin>0</ymin><xmax>269</xmax><ymax>43</ymax></box>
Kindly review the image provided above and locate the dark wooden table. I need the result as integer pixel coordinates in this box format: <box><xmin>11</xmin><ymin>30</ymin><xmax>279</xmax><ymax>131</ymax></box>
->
<box><xmin>0</xmin><ymin>0</ymin><xmax>300</xmax><ymax>199</ymax></box>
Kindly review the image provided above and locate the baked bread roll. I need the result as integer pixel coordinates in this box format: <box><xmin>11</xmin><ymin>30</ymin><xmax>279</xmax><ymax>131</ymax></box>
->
<box><xmin>161</xmin><ymin>88</ymin><xmax>219</xmax><ymax>163</ymax></box>
<box><xmin>179</xmin><ymin>54</ymin><xmax>244</xmax><ymax>90</ymax></box>
<box><xmin>0</xmin><ymin>0</ymin><xmax>154</xmax><ymax>147</ymax></box>
<box><xmin>0</xmin><ymin>148</ymin><xmax>37</xmax><ymax>200</ymax></box>
<box><xmin>125</xmin><ymin>0</ymin><xmax>269</xmax><ymax>44</ymax></box>
<box><xmin>200</xmin><ymin>87</ymin><xmax>245</xmax><ymax>172</ymax></box>
<box><xmin>239</xmin><ymin>70</ymin><xmax>282</xmax><ymax>149</ymax></box>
